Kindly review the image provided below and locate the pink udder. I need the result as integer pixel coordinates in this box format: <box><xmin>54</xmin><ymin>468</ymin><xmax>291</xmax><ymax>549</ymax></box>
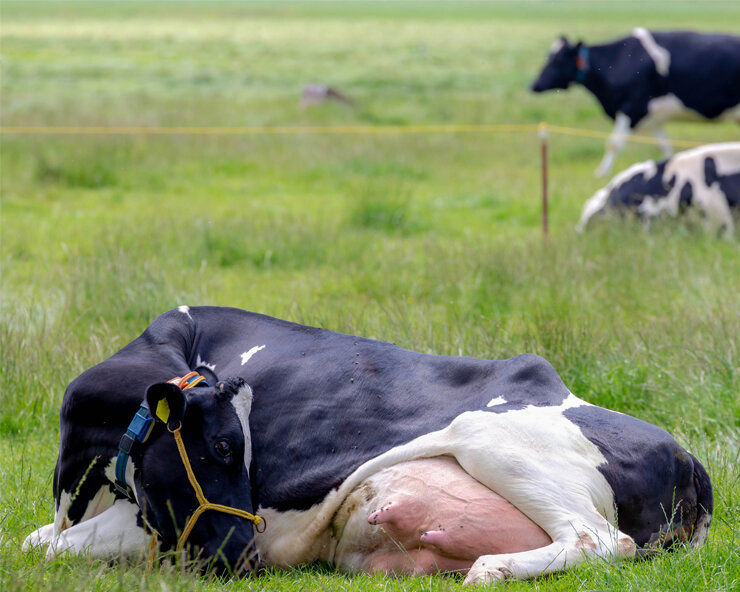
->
<box><xmin>360</xmin><ymin>457</ymin><xmax>551</xmax><ymax>575</ymax></box>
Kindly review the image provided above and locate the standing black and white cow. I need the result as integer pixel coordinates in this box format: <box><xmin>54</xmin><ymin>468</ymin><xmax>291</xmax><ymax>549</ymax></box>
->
<box><xmin>25</xmin><ymin>307</ymin><xmax>713</xmax><ymax>584</ymax></box>
<box><xmin>577</xmin><ymin>142</ymin><xmax>740</xmax><ymax>235</ymax></box>
<box><xmin>531</xmin><ymin>29</ymin><xmax>740</xmax><ymax>176</ymax></box>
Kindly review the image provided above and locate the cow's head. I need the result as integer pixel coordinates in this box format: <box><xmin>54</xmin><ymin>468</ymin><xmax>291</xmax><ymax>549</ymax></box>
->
<box><xmin>531</xmin><ymin>36</ymin><xmax>583</xmax><ymax>92</ymax></box>
<box><xmin>136</xmin><ymin>370</ymin><xmax>259</xmax><ymax>573</ymax></box>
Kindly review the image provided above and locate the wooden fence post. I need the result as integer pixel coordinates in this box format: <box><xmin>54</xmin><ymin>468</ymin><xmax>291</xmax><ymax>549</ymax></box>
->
<box><xmin>539</xmin><ymin>122</ymin><xmax>549</xmax><ymax>239</ymax></box>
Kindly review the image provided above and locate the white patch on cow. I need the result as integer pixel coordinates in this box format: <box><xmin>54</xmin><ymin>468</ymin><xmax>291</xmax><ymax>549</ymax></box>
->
<box><xmin>178</xmin><ymin>305</ymin><xmax>192</xmax><ymax>319</ymax></box>
<box><xmin>691</xmin><ymin>513</ymin><xmax>712</xmax><ymax>549</ymax></box>
<box><xmin>643</xmin><ymin>94</ymin><xmax>694</xmax><ymax>128</ymax></box>
<box><xmin>241</xmin><ymin>345</ymin><xmax>266</xmax><ymax>366</ymax></box>
<box><xmin>103</xmin><ymin>455</ymin><xmax>139</xmax><ymax>504</ymax></box>
<box><xmin>486</xmin><ymin>396</ymin><xmax>507</xmax><ymax>407</ymax></box>
<box><xmin>80</xmin><ymin>484</ymin><xmax>117</xmax><ymax>523</ymax></box>
<box><xmin>253</xmin><ymin>392</ymin><xmax>623</xmax><ymax>572</ymax></box>
<box><xmin>576</xmin><ymin>189</ymin><xmax>609</xmax><ymax>232</ymax></box>
<box><xmin>632</xmin><ymin>27</ymin><xmax>670</xmax><ymax>76</ymax></box>
<box><xmin>548</xmin><ymin>38</ymin><xmax>565</xmax><ymax>56</ymax></box>
<box><xmin>45</xmin><ymin>499</ymin><xmax>150</xmax><ymax>559</ymax></box>
<box><xmin>231</xmin><ymin>382</ymin><xmax>254</xmax><ymax>471</ymax></box>
<box><xmin>196</xmin><ymin>353</ymin><xmax>216</xmax><ymax>372</ymax></box>
<box><xmin>53</xmin><ymin>490</ymin><xmax>73</xmax><ymax>533</ymax></box>
<box><xmin>662</xmin><ymin>142</ymin><xmax>739</xmax><ymax>236</ymax></box>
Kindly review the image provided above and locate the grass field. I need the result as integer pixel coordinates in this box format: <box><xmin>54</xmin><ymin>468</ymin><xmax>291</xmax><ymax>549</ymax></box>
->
<box><xmin>1</xmin><ymin>1</ymin><xmax>738</xmax><ymax>590</ymax></box>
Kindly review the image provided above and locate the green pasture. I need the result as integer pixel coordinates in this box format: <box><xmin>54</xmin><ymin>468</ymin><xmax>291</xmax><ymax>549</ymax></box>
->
<box><xmin>1</xmin><ymin>1</ymin><xmax>738</xmax><ymax>590</ymax></box>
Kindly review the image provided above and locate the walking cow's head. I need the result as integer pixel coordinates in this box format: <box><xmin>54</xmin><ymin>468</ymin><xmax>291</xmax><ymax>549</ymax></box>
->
<box><xmin>531</xmin><ymin>36</ymin><xmax>584</xmax><ymax>92</ymax></box>
<box><xmin>133</xmin><ymin>370</ymin><xmax>262</xmax><ymax>573</ymax></box>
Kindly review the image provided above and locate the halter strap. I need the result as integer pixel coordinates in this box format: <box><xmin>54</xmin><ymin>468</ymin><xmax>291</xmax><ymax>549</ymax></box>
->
<box><xmin>113</xmin><ymin>371</ymin><xmax>264</xmax><ymax>565</ymax></box>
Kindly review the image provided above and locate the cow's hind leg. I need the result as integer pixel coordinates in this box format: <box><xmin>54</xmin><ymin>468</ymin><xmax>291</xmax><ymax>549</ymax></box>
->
<box><xmin>596</xmin><ymin>113</ymin><xmax>632</xmax><ymax>177</ymax></box>
<box><xmin>441</xmin><ymin>409</ymin><xmax>637</xmax><ymax>583</ymax></box>
<box><xmin>463</xmin><ymin>516</ymin><xmax>636</xmax><ymax>585</ymax></box>
<box><xmin>652</xmin><ymin>127</ymin><xmax>673</xmax><ymax>158</ymax></box>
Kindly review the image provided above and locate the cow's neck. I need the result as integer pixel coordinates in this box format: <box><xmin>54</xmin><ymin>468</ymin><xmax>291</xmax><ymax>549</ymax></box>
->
<box><xmin>575</xmin><ymin>44</ymin><xmax>621</xmax><ymax>119</ymax></box>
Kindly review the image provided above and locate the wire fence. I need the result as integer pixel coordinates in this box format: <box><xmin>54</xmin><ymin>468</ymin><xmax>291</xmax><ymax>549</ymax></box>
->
<box><xmin>0</xmin><ymin>123</ymin><xmax>710</xmax><ymax>148</ymax></box>
<box><xmin>1</xmin><ymin>122</ymin><xmax>720</xmax><ymax>239</ymax></box>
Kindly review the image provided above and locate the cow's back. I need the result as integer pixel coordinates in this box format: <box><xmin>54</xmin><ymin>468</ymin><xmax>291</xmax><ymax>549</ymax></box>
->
<box><xmin>185</xmin><ymin>307</ymin><xmax>572</xmax><ymax>511</ymax></box>
<box><xmin>652</xmin><ymin>31</ymin><xmax>740</xmax><ymax>117</ymax></box>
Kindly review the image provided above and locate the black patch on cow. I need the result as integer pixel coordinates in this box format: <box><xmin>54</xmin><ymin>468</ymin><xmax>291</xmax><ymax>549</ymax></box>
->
<box><xmin>532</xmin><ymin>31</ymin><xmax>740</xmax><ymax>126</ymax></box>
<box><xmin>564</xmin><ymin>405</ymin><xmax>703</xmax><ymax>547</ymax></box>
<box><xmin>678</xmin><ymin>181</ymin><xmax>694</xmax><ymax>213</ymax></box>
<box><xmin>705</xmin><ymin>156</ymin><xmax>740</xmax><ymax>209</ymax></box>
<box><xmin>608</xmin><ymin>161</ymin><xmax>672</xmax><ymax>216</ymax></box>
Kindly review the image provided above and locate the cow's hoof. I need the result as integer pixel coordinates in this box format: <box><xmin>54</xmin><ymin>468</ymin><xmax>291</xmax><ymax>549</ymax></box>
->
<box><xmin>22</xmin><ymin>524</ymin><xmax>56</xmax><ymax>551</ymax></box>
<box><xmin>463</xmin><ymin>561</ymin><xmax>512</xmax><ymax>586</ymax></box>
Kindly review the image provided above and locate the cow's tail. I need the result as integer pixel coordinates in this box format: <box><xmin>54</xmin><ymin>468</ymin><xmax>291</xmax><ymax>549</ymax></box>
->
<box><xmin>688</xmin><ymin>453</ymin><xmax>713</xmax><ymax>548</ymax></box>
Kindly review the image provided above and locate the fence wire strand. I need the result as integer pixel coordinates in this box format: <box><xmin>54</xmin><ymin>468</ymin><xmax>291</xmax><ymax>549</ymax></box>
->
<box><xmin>0</xmin><ymin>123</ymin><xmax>711</xmax><ymax>148</ymax></box>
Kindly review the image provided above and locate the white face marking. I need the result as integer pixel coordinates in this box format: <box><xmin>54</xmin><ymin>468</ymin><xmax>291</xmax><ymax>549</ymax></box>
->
<box><xmin>231</xmin><ymin>383</ymin><xmax>254</xmax><ymax>471</ymax></box>
<box><xmin>486</xmin><ymin>396</ymin><xmax>507</xmax><ymax>407</ymax></box>
<box><xmin>632</xmin><ymin>28</ymin><xmax>670</xmax><ymax>76</ymax></box>
<box><xmin>241</xmin><ymin>345</ymin><xmax>266</xmax><ymax>366</ymax></box>
<box><xmin>548</xmin><ymin>38</ymin><xmax>565</xmax><ymax>56</ymax></box>
<box><xmin>177</xmin><ymin>305</ymin><xmax>192</xmax><ymax>319</ymax></box>
<box><xmin>195</xmin><ymin>353</ymin><xmax>216</xmax><ymax>372</ymax></box>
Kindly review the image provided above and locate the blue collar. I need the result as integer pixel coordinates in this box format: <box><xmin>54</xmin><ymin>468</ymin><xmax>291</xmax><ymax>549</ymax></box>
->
<box><xmin>575</xmin><ymin>46</ymin><xmax>589</xmax><ymax>83</ymax></box>
<box><xmin>114</xmin><ymin>406</ymin><xmax>154</xmax><ymax>499</ymax></box>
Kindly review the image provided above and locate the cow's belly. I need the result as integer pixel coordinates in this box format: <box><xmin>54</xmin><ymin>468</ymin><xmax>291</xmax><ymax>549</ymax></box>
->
<box><xmin>331</xmin><ymin>456</ymin><xmax>551</xmax><ymax>575</ymax></box>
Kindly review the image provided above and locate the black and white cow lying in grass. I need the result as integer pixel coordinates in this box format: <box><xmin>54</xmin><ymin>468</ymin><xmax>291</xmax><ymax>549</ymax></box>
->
<box><xmin>576</xmin><ymin>142</ymin><xmax>740</xmax><ymax>236</ymax></box>
<box><xmin>25</xmin><ymin>307</ymin><xmax>713</xmax><ymax>584</ymax></box>
<box><xmin>531</xmin><ymin>29</ymin><xmax>740</xmax><ymax>177</ymax></box>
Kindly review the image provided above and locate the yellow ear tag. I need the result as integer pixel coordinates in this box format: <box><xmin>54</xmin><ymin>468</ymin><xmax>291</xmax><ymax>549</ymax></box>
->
<box><xmin>156</xmin><ymin>399</ymin><xmax>171</xmax><ymax>423</ymax></box>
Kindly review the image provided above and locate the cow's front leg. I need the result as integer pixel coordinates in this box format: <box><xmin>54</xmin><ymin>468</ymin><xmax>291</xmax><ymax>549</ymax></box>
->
<box><xmin>596</xmin><ymin>113</ymin><xmax>631</xmax><ymax>177</ymax></box>
<box><xmin>22</xmin><ymin>523</ymin><xmax>56</xmax><ymax>551</ymax></box>
<box><xmin>45</xmin><ymin>499</ymin><xmax>150</xmax><ymax>559</ymax></box>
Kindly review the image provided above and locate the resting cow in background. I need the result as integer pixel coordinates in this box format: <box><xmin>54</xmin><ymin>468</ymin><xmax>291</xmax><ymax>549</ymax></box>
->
<box><xmin>531</xmin><ymin>29</ymin><xmax>740</xmax><ymax>177</ymax></box>
<box><xmin>577</xmin><ymin>142</ymin><xmax>739</xmax><ymax>236</ymax></box>
<box><xmin>25</xmin><ymin>307</ymin><xmax>713</xmax><ymax>584</ymax></box>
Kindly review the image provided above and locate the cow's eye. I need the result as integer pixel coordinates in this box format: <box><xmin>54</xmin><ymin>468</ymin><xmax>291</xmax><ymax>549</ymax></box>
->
<box><xmin>214</xmin><ymin>439</ymin><xmax>232</xmax><ymax>457</ymax></box>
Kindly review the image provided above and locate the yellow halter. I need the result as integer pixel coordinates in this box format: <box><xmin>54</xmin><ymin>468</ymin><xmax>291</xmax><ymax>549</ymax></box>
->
<box><xmin>165</xmin><ymin>373</ymin><xmax>265</xmax><ymax>554</ymax></box>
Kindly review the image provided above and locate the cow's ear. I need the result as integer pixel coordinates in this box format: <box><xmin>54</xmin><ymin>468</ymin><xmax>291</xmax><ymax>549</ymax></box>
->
<box><xmin>146</xmin><ymin>382</ymin><xmax>187</xmax><ymax>431</ymax></box>
<box><xmin>194</xmin><ymin>365</ymin><xmax>218</xmax><ymax>387</ymax></box>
